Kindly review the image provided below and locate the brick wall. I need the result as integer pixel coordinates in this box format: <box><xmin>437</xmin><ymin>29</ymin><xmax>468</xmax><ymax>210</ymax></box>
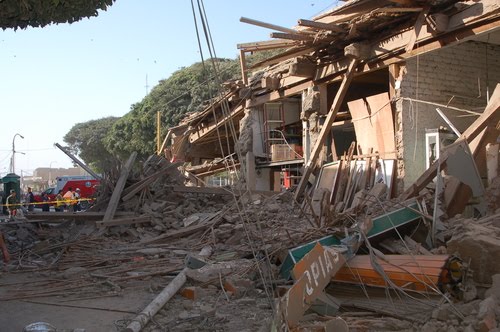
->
<box><xmin>397</xmin><ymin>41</ymin><xmax>500</xmax><ymax>188</ymax></box>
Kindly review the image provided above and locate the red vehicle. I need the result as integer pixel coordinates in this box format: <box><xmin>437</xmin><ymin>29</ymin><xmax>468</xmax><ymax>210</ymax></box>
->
<box><xmin>35</xmin><ymin>175</ymin><xmax>100</xmax><ymax>208</ymax></box>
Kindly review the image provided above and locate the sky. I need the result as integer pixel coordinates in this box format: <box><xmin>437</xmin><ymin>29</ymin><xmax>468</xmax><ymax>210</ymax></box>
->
<box><xmin>0</xmin><ymin>0</ymin><xmax>337</xmax><ymax>177</ymax></box>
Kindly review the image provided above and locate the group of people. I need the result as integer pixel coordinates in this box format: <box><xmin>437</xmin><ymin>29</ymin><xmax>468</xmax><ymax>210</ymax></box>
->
<box><xmin>5</xmin><ymin>187</ymin><xmax>83</xmax><ymax>221</ymax></box>
<box><xmin>58</xmin><ymin>187</ymin><xmax>82</xmax><ymax>212</ymax></box>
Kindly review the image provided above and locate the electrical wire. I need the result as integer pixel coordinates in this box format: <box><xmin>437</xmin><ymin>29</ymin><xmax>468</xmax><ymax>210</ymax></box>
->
<box><xmin>190</xmin><ymin>0</ymin><xmax>277</xmax><ymax>314</ymax></box>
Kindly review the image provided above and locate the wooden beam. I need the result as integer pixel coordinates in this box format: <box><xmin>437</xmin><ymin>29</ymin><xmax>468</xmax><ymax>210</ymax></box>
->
<box><xmin>102</xmin><ymin>152</ymin><xmax>137</xmax><ymax>224</ymax></box>
<box><xmin>240</xmin><ymin>16</ymin><xmax>302</xmax><ymax>35</ymax></box>
<box><xmin>297</xmin><ymin>19</ymin><xmax>345</xmax><ymax>33</ymax></box>
<box><xmin>373</xmin><ymin>7</ymin><xmax>423</xmax><ymax>13</ymax></box>
<box><xmin>237</xmin><ymin>39</ymin><xmax>296</xmax><ymax>51</ymax></box>
<box><xmin>270</xmin><ymin>32</ymin><xmax>314</xmax><ymax>41</ymax></box>
<box><xmin>158</xmin><ymin>130</ymin><xmax>172</xmax><ymax>157</ymax></box>
<box><xmin>294</xmin><ymin>58</ymin><xmax>359</xmax><ymax>200</ymax></box>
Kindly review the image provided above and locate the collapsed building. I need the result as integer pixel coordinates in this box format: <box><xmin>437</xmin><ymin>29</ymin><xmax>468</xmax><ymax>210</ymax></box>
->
<box><xmin>1</xmin><ymin>0</ymin><xmax>500</xmax><ymax>331</ymax></box>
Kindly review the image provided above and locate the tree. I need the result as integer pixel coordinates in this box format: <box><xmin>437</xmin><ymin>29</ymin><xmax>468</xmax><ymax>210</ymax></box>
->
<box><xmin>63</xmin><ymin>116</ymin><xmax>119</xmax><ymax>172</ymax></box>
<box><xmin>104</xmin><ymin>58</ymin><xmax>241</xmax><ymax>159</ymax></box>
<box><xmin>0</xmin><ymin>0</ymin><xmax>115</xmax><ymax>30</ymax></box>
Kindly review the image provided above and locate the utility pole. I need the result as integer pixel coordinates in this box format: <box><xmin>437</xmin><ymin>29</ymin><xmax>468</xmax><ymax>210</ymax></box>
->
<box><xmin>145</xmin><ymin>74</ymin><xmax>150</xmax><ymax>95</ymax></box>
<box><xmin>10</xmin><ymin>133</ymin><xmax>24</xmax><ymax>174</ymax></box>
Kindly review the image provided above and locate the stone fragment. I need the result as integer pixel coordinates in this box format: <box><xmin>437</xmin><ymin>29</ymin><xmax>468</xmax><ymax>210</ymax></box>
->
<box><xmin>447</xmin><ymin>221</ymin><xmax>500</xmax><ymax>284</ymax></box>
<box><xmin>485</xmin><ymin>274</ymin><xmax>500</xmax><ymax>300</ymax></box>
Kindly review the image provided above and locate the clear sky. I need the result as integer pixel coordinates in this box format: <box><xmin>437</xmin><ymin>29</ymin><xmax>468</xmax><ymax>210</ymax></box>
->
<box><xmin>0</xmin><ymin>0</ymin><xmax>336</xmax><ymax>177</ymax></box>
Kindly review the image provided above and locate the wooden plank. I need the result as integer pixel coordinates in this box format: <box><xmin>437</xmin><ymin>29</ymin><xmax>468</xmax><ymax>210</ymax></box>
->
<box><xmin>102</xmin><ymin>152</ymin><xmax>137</xmax><ymax>224</ymax></box>
<box><xmin>294</xmin><ymin>58</ymin><xmax>359</xmax><ymax>200</ymax></box>
<box><xmin>348</xmin><ymin>98</ymin><xmax>373</xmax><ymax>154</ymax></box>
<box><xmin>239</xmin><ymin>50</ymin><xmax>248</xmax><ymax>86</ymax></box>
<box><xmin>366</xmin><ymin>93</ymin><xmax>396</xmax><ymax>158</ymax></box>
<box><xmin>297</xmin><ymin>19</ymin><xmax>345</xmax><ymax>33</ymax></box>
<box><xmin>96</xmin><ymin>215</ymin><xmax>151</xmax><ymax>227</ymax></box>
<box><xmin>270</xmin><ymin>32</ymin><xmax>314</xmax><ymax>41</ymax></box>
<box><xmin>347</xmin><ymin>93</ymin><xmax>395</xmax><ymax>158</ymax></box>
<box><xmin>373</xmin><ymin>7</ymin><xmax>424</xmax><ymax>13</ymax></box>
<box><xmin>461</xmin><ymin>83</ymin><xmax>500</xmax><ymax>141</ymax></box>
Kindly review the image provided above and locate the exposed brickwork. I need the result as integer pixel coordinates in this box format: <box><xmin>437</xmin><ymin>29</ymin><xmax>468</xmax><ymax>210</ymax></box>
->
<box><xmin>396</xmin><ymin>41</ymin><xmax>500</xmax><ymax>189</ymax></box>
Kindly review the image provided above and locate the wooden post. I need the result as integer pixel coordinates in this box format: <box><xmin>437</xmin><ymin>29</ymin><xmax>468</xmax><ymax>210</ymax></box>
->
<box><xmin>294</xmin><ymin>59</ymin><xmax>359</xmax><ymax>201</ymax></box>
<box><xmin>102</xmin><ymin>152</ymin><xmax>137</xmax><ymax>224</ymax></box>
<box><xmin>239</xmin><ymin>50</ymin><xmax>248</xmax><ymax>86</ymax></box>
<box><xmin>388</xmin><ymin>63</ymin><xmax>400</xmax><ymax>100</ymax></box>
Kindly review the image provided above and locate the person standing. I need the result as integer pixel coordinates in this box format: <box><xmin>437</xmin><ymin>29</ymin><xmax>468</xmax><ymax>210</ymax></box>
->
<box><xmin>73</xmin><ymin>188</ymin><xmax>81</xmax><ymax>212</ymax></box>
<box><xmin>63</xmin><ymin>187</ymin><xmax>74</xmax><ymax>212</ymax></box>
<box><xmin>54</xmin><ymin>190</ymin><xmax>64</xmax><ymax>212</ymax></box>
<box><xmin>26</xmin><ymin>187</ymin><xmax>35</xmax><ymax>212</ymax></box>
<box><xmin>6</xmin><ymin>190</ymin><xmax>18</xmax><ymax>221</ymax></box>
<box><xmin>41</xmin><ymin>193</ymin><xmax>50</xmax><ymax>212</ymax></box>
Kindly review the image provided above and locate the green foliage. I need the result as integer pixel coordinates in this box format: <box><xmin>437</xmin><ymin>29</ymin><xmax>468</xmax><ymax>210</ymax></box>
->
<box><xmin>0</xmin><ymin>0</ymin><xmax>115</xmax><ymax>30</ymax></box>
<box><xmin>63</xmin><ymin>116</ymin><xmax>119</xmax><ymax>172</ymax></box>
<box><xmin>104</xmin><ymin>58</ymin><xmax>241</xmax><ymax>159</ymax></box>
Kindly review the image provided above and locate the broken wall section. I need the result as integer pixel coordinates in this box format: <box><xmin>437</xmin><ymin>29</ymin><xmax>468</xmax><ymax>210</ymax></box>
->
<box><xmin>397</xmin><ymin>41</ymin><xmax>500</xmax><ymax>188</ymax></box>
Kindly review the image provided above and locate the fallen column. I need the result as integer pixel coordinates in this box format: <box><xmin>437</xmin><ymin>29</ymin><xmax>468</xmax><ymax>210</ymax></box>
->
<box><xmin>124</xmin><ymin>246</ymin><xmax>212</xmax><ymax>332</ymax></box>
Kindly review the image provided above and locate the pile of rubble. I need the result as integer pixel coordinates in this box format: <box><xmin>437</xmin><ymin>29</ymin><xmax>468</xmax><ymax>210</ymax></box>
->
<box><xmin>1</xmin><ymin>151</ymin><xmax>500</xmax><ymax>331</ymax></box>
